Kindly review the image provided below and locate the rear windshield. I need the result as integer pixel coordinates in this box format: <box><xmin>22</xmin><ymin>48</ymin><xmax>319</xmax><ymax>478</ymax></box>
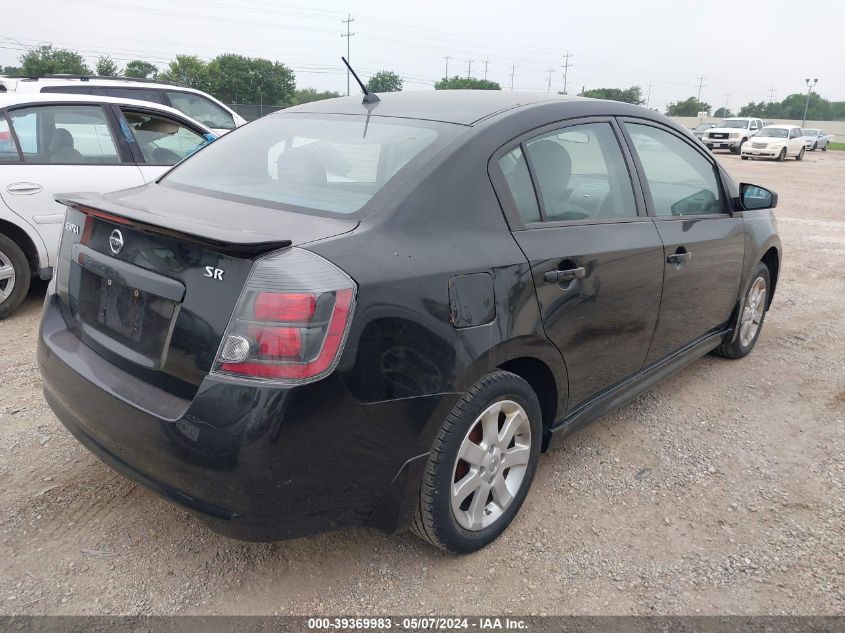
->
<box><xmin>719</xmin><ymin>120</ymin><xmax>749</xmax><ymax>128</ymax></box>
<box><xmin>803</xmin><ymin>129</ymin><xmax>818</xmax><ymax>135</ymax></box>
<box><xmin>162</xmin><ymin>113</ymin><xmax>459</xmax><ymax>215</ymax></box>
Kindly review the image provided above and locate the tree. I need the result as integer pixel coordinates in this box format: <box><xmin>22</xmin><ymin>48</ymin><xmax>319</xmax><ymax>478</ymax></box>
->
<box><xmin>666</xmin><ymin>96</ymin><xmax>711</xmax><ymax>117</ymax></box>
<box><xmin>2</xmin><ymin>66</ymin><xmax>21</xmax><ymax>77</ymax></box>
<box><xmin>366</xmin><ymin>70</ymin><xmax>403</xmax><ymax>93</ymax></box>
<box><xmin>435</xmin><ymin>76</ymin><xmax>501</xmax><ymax>90</ymax></box>
<box><xmin>95</xmin><ymin>56</ymin><xmax>120</xmax><ymax>77</ymax></box>
<box><xmin>206</xmin><ymin>54</ymin><xmax>295</xmax><ymax>105</ymax></box>
<box><xmin>19</xmin><ymin>47</ymin><xmax>90</xmax><ymax>76</ymax></box>
<box><xmin>713</xmin><ymin>107</ymin><xmax>733</xmax><ymax>118</ymax></box>
<box><xmin>158</xmin><ymin>55</ymin><xmax>210</xmax><ymax>90</ymax></box>
<box><xmin>124</xmin><ymin>60</ymin><xmax>158</xmax><ymax>79</ymax></box>
<box><xmin>581</xmin><ymin>86</ymin><xmax>644</xmax><ymax>105</ymax></box>
<box><xmin>294</xmin><ymin>88</ymin><xmax>341</xmax><ymax>104</ymax></box>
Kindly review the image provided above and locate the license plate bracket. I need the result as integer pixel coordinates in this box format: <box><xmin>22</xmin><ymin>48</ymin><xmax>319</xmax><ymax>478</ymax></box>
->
<box><xmin>97</xmin><ymin>278</ymin><xmax>148</xmax><ymax>343</ymax></box>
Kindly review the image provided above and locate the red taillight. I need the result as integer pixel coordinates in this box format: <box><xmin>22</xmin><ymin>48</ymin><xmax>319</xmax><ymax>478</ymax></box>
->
<box><xmin>213</xmin><ymin>248</ymin><xmax>356</xmax><ymax>384</ymax></box>
<box><xmin>253</xmin><ymin>292</ymin><xmax>316</xmax><ymax>322</ymax></box>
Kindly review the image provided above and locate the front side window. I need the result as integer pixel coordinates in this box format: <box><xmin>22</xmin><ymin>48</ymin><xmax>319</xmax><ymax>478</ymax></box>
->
<box><xmin>625</xmin><ymin>123</ymin><xmax>723</xmax><ymax>217</ymax></box>
<box><xmin>121</xmin><ymin>109</ymin><xmax>208</xmax><ymax>164</ymax></box>
<box><xmin>523</xmin><ymin>122</ymin><xmax>637</xmax><ymax>222</ymax></box>
<box><xmin>7</xmin><ymin>105</ymin><xmax>120</xmax><ymax>164</ymax></box>
<box><xmin>0</xmin><ymin>117</ymin><xmax>19</xmax><ymax>162</ymax></box>
<box><xmin>166</xmin><ymin>92</ymin><xmax>235</xmax><ymax>130</ymax></box>
<box><xmin>163</xmin><ymin>114</ymin><xmax>454</xmax><ymax>215</ymax></box>
<box><xmin>497</xmin><ymin>146</ymin><xmax>540</xmax><ymax>223</ymax></box>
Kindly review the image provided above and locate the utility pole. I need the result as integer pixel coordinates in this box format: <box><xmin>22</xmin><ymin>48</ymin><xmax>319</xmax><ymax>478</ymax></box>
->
<box><xmin>802</xmin><ymin>77</ymin><xmax>818</xmax><ymax>127</ymax></box>
<box><xmin>509</xmin><ymin>63</ymin><xmax>517</xmax><ymax>91</ymax></box>
<box><xmin>442</xmin><ymin>55</ymin><xmax>451</xmax><ymax>79</ymax></box>
<box><xmin>645</xmin><ymin>82</ymin><xmax>653</xmax><ymax>109</ymax></box>
<box><xmin>561</xmin><ymin>51</ymin><xmax>573</xmax><ymax>94</ymax></box>
<box><xmin>341</xmin><ymin>13</ymin><xmax>355</xmax><ymax>96</ymax></box>
<box><xmin>466</xmin><ymin>59</ymin><xmax>474</xmax><ymax>79</ymax></box>
<box><xmin>546</xmin><ymin>68</ymin><xmax>554</xmax><ymax>93</ymax></box>
<box><xmin>696</xmin><ymin>75</ymin><xmax>706</xmax><ymax>101</ymax></box>
<box><xmin>723</xmin><ymin>94</ymin><xmax>730</xmax><ymax>115</ymax></box>
<box><xmin>767</xmin><ymin>86</ymin><xmax>776</xmax><ymax>103</ymax></box>
<box><xmin>483</xmin><ymin>58</ymin><xmax>490</xmax><ymax>80</ymax></box>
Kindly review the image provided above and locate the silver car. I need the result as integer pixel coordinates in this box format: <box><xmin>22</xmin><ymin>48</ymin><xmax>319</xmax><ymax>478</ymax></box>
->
<box><xmin>802</xmin><ymin>129</ymin><xmax>829</xmax><ymax>151</ymax></box>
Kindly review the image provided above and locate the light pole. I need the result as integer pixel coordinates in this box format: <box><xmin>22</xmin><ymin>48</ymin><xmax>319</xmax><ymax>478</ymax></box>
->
<box><xmin>802</xmin><ymin>78</ymin><xmax>818</xmax><ymax>128</ymax></box>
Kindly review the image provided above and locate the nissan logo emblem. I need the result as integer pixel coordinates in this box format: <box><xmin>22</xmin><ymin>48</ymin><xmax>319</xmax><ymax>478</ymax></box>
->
<box><xmin>109</xmin><ymin>229</ymin><xmax>124</xmax><ymax>255</ymax></box>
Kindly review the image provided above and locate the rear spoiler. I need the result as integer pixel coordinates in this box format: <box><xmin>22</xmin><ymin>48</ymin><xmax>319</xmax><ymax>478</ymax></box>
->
<box><xmin>55</xmin><ymin>194</ymin><xmax>291</xmax><ymax>257</ymax></box>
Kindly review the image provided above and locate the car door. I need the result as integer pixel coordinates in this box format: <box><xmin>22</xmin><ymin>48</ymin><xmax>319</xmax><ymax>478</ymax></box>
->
<box><xmin>621</xmin><ymin>120</ymin><xmax>744</xmax><ymax>364</ymax></box>
<box><xmin>1</xmin><ymin>103</ymin><xmax>145</xmax><ymax>268</ymax></box>
<box><xmin>790</xmin><ymin>128</ymin><xmax>804</xmax><ymax>155</ymax></box>
<box><xmin>492</xmin><ymin>118</ymin><xmax>665</xmax><ymax>411</ymax></box>
<box><xmin>748</xmin><ymin>119</ymin><xmax>759</xmax><ymax>138</ymax></box>
<box><xmin>111</xmin><ymin>106</ymin><xmax>213</xmax><ymax>183</ymax></box>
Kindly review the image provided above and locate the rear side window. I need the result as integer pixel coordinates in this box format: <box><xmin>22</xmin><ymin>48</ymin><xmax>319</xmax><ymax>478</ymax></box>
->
<box><xmin>625</xmin><ymin>123</ymin><xmax>722</xmax><ymax>216</ymax></box>
<box><xmin>0</xmin><ymin>117</ymin><xmax>20</xmax><ymax>162</ymax></box>
<box><xmin>166</xmin><ymin>92</ymin><xmax>234</xmax><ymax>130</ymax></box>
<box><xmin>40</xmin><ymin>86</ymin><xmax>92</xmax><ymax>95</ymax></box>
<box><xmin>7</xmin><ymin>105</ymin><xmax>120</xmax><ymax>165</ymax></box>
<box><xmin>163</xmin><ymin>114</ymin><xmax>455</xmax><ymax>215</ymax></box>
<box><xmin>524</xmin><ymin>122</ymin><xmax>637</xmax><ymax>222</ymax></box>
<box><xmin>121</xmin><ymin>109</ymin><xmax>208</xmax><ymax>165</ymax></box>
<box><xmin>497</xmin><ymin>147</ymin><xmax>540</xmax><ymax>222</ymax></box>
<box><xmin>105</xmin><ymin>87</ymin><xmax>165</xmax><ymax>104</ymax></box>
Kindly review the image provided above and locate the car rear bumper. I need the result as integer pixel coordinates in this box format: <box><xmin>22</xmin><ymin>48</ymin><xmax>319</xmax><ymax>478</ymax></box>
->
<box><xmin>38</xmin><ymin>293</ymin><xmax>453</xmax><ymax>541</ymax></box>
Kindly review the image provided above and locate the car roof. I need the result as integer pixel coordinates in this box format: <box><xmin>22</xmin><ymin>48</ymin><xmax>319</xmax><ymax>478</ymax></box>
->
<box><xmin>281</xmin><ymin>90</ymin><xmax>590</xmax><ymax>126</ymax></box>
<box><xmin>0</xmin><ymin>92</ymin><xmax>213</xmax><ymax>132</ymax></box>
<box><xmin>4</xmin><ymin>75</ymin><xmax>189</xmax><ymax>92</ymax></box>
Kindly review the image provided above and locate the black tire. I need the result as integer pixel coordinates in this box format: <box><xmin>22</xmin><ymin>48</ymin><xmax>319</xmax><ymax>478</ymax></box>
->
<box><xmin>821</xmin><ymin>144</ymin><xmax>827</xmax><ymax>152</ymax></box>
<box><xmin>777</xmin><ymin>148</ymin><xmax>786</xmax><ymax>162</ymax></box>
<box><xmin>796</xmin><ymin>147</ymin><xmax>805</xmax><ymax>161</ymax></box>
<box><xmin>411</xmin><ymin>370</ymin><xmax>543</xmax><ymax>553</ymax></box>
<box><xmin>713</xmin><ymin>262</ymin><xmax>771</xmax><ymax>360</ymax></box>
<box><xmin>811</xmin><ymin>142</ymin><xmax>817</xmax><ymax>151</ymax></box>
<box><xmin>0</xmin><ymin>234</ymin><xmax>30</xmax><ymax>320</ymax></box>
<box><xmin>741</xmin><ymin>155</ymin><xmax>749</xmax><ymax>160</ymax></box>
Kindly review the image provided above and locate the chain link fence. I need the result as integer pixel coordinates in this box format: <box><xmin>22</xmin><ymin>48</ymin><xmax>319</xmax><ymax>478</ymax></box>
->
<box><xmin>226</xmin><ymin>103</ymin><xmax>288</xmax><ymax>122</ymax></box>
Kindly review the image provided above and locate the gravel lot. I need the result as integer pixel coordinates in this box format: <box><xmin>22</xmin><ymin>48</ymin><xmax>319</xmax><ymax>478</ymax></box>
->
<box><xmin>0</xmin><ymin>150</ymin><xmax>843</xmax><ymax>616</ymax></box>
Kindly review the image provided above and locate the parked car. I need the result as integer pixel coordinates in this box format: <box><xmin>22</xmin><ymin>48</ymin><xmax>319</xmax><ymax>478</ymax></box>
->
<box><xmin>0</xmin><ymin>75</ymin><xmax>244</xmax><ymax>136</ymax></box>
<box><xmin>38</xmin><ymin>91</ymin><xmax>781</xmax><ymax>553</ymax></box>
<box><xmin>691</xmin><ymin>123</ymin><xmax>716</xmax><ymax>139</ymax></box>
<box><xmin>741</xmin><ymin>125</ymin><xmax>806</xmax><ymax>161</ymax></box>
<box><xmin>0</xmin><ymin>93</ymin><xmax>215</xmax><ymax>317</ymax></box>
<box><xmin>702</xmin><ymin>117</ymin><xmax>764</xmax><ymax>153</ymax></box>
<box><xmin>691</xmin><ymin>122</ymin><xmax>717</xmax><ymax>139</ymax></box>
<box><xmin>802</xmin><ymin>129</ymin><xmax>830</xmax><ymax>151</ymax></box>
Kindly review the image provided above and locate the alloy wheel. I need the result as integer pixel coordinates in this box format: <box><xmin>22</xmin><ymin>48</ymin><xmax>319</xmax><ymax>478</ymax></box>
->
<box><xmin>0</xmin><ymin>249</ymin><xmax>16</xmax><ymax>304</ymax></box>
<box><xmin>451</xmin><ymin>400</ymin><xmax>532</xmax><ymax>531</ymax></box>
<box><xmin>739</xmin><ymin>277</ymin><xmax>767</xmax><ymax>348</ymax></box>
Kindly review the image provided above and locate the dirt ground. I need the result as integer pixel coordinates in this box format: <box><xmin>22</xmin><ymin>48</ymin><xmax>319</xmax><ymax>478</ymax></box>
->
<box><xmin>0</xmin><ymin>150</ymin><xmax>843</xmax><ymax>616</ymax></box>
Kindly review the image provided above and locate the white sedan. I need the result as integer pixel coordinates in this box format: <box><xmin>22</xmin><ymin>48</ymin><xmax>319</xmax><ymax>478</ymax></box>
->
<box><xmin>741</xmin><ymin>125</ymin><xmax>806</xmax><ymax>162</ymax></box>
<box><xmin>0</xmin><ymin>93</ymin><xmax>215</xmax><ymax>317</ymax></box>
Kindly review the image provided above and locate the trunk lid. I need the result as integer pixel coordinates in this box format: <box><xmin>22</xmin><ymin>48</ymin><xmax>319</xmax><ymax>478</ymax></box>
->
<box><xmin>53</xmin><ymin>185</ymin><xmax>357</xmax><ymax>399</ymax></box>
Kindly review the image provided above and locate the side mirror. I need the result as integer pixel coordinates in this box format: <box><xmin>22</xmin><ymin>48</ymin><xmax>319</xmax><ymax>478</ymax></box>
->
<box><xmin>737</xmin><ymin>183</ymin><xmax>778</xmax><ymax>211</ymax></box>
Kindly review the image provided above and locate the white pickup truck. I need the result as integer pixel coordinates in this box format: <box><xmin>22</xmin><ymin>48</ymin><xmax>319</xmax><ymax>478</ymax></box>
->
<box><xmin>701</xmin><ymin>117</ymin><xmax>764</xmax><ymax>154</ymax></box>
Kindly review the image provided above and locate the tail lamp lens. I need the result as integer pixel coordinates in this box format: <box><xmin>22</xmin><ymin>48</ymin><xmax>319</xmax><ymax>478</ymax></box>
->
<box><xmin>212</xmin><ymin>248</ymin><xmax>356</xmax><ymax>383</ymax></box>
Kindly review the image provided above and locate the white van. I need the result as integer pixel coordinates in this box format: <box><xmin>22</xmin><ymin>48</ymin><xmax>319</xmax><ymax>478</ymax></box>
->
<box><xmin>0</xmin><ymin>75</ymin><xmax>245</xmax><ymax>136</ymax></box>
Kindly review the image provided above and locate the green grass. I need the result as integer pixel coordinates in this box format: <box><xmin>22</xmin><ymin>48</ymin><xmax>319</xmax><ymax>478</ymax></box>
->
<box><xmin>828</xmin><ymin>142</ymin><xmax>845</xmax><ymax>151</ymax></box>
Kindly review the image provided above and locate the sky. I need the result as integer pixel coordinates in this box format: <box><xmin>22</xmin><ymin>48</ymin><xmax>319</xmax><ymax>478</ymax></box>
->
<box><xmin>2</xmin><ymin>0</ymin><xmax>844</xmax><ymax>111</ymax></box>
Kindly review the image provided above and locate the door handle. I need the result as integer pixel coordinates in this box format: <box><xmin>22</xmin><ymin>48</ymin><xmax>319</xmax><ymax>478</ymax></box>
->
<box><xmin>666</xmin><ymin>248</ymin><xmax>692</xmax><ymax>265</ymax></box>
<box><xmin>544</xmin><ymin>267</ymin><xmax>586</xmax><ymax>284</ymax></box>
<box><xmin>6</xmin><ymin>182</ymin><xmax>43</xmax><ymax>195</ymax></box>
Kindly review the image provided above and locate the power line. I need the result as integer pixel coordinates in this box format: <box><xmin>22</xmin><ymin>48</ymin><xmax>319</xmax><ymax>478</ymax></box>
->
<box><xmin>561</xmin><ymin>51</ymin><xmax>573</xmax><ymax>95</ymax></box>
<box><xmin>341</xmin><ymin>13</ymin><xmax>354</xmax><ymax>96</ymax></box>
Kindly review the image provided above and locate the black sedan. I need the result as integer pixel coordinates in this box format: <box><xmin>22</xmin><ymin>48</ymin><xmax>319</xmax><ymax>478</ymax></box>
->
<box><xmin>38</xmin><ymin>90</ymin><xmax>781</xmax><ymax>553</ymax></box>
